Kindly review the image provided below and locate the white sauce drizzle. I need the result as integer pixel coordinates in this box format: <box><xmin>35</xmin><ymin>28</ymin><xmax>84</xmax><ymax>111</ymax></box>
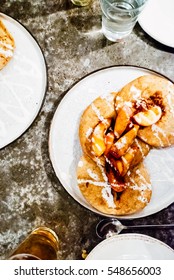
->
<box><xmin>0</xmin><ymin>40</ymin><xmax>14</xmax><ymax>50</ymax></box>
<box><xmin>121</xmin><ymin>156</ymin><xmax>128</xmax><ymax>165</ymax></box>
<box><xmin>126</xmin><ymin>170</ymin><xmax>151</xmax><ymax>204</ymax></box>
<box><xmin>135</xmin><ymin>169</ymin><xmax>152</xmax><ymax>189</ymax></box>
<box><xmin>0</xmin><ymin>47</ymin><xmax>13</xmax><ymax>58</ymax></box>
<box><xmin>115</xmin><ymin>137</ymin><xmax>127</xmax><ymax>149</ymax></box>
<box><xmin>101</xmin><ymin>186</ymin><xmax>116</xmax><ymax>208</ymax></box>
<box><xmin>85</xmin><ymin>127</ymin><xmax>93</xmax><ymax>138</ymax></box>
<box><xmin>114</xmin><ymin>131</ymin><xmax>120</xmax><ymax>138</ymax></box>
<box><xmin>101</xmin><ymin>93</ymin><xmax>114</xmax><ymax>109</ymax></box>
<box><xmin>78</xmin><ymin>161</ymin><xmax>84</xmax><ymax>167</ymax></box>
<box><xmin>130</xmin><ymin>85</ymin><xmax>141</xmax><ymax>99</ymax></box>
<box><xmin>134</xmin><ymin>138</ymin><xmax>145</xmax><ymax>159</ymax></box>
<box><xmin>137</xmin><ymin>196</ymin><xmax>148</xmax><ymax>203</ymax></box>
<box><xmin>115</xmin><ymin>96</ymin><xmax>124</xmax><ymax>110</ymax></box>
<box><xmin>91</xmin><ymin>103</ymin><xmax>105</xmax><ymax>122</ymax></box>
<box><xmin>95</xmin><ymin>157</ymin><xmax>116</xmax><ymax>208</ymax></box>
<box><xmin>105</xmin><ymin>156</ymin><xmax>113</xmax><ymax>168</ymax></box>
<box><xmin>95</xmin><ymin>157</ymin><xmax>108</xmax><ymax>182</ymax></box>
<box><xmin>87</xmin><ymin>168</ymin><xmax>99</xmax><ymax>180</ymax></box>
<box><xmin>166</xmin><ymin>94</ymin><xmax>174</xmax><ymax>117</ymax></box>
<box><xmin>151</xmin><ymin>124</ymin><xmax>169</xmax><ymax>146</ymax></box>
<box><xmin>124</xmin><ymin>101</ymin><xmax>133</xmax><ymax>108</ymax></box>
<box><xmin>77</xmin><ymin>179</ymin><xmax>108</xmax><ymax>187</ymax></box>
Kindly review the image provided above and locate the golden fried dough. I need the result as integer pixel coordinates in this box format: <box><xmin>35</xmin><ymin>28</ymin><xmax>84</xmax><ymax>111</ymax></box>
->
<box><xmin>0</xmin><ymin>19</ymin><xmax>15</xmax><ymax>70</ymax></box>
<box><xmin>77</xmin><ymin>155</ymin><xmax>152</xmax><ymax>215</ymax></box>
<box><xmin>115</xmin><ymin>75</ymin><xmax>174</xmax><ymax>147</ymax></box>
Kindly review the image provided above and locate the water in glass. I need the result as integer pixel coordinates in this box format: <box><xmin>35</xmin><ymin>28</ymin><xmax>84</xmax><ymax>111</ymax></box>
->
<box><xmin>100</xmin><ymin>0</ymin><xmax>146</xmax><ymax>41</ymax></box>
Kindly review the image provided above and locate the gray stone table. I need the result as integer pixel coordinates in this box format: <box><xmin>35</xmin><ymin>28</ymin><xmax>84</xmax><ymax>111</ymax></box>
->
<box><xmin>0</xmin><ymin>0</ymin><xmax>174</xmax><ymax>259</ymax></box>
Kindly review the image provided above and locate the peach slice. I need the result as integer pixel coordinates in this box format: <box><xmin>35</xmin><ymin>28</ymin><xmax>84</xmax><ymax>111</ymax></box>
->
<box><xmin>106</xmin><ymin>164</ymin><xmax>125</xmax><ymax>192</ymax></box>
<box><xmin>104</xmin><ymin>131</ymin><xmax>115</xmax><ymax>155</ymax></box>
<box><xmin>109</xmin><ymin>156</ymin><xmax>123</xmax><ymax>176</ymax></box>
<box><xmin>109</xmin><ymin>124</ymin><xmax>139</xmax><ymax>159</ymax></box>
<box><xmin>120</xmin><ymin>147</ymin><xmax>137</xmax><ymax>176</ymax></box>
<box><xmin>114</xmin><ymin>104</ymin><xmax>134</xmax><ymax>138</ymax></box>
<box><xmin>106</xmin><ymin>146</ymin><xmax>137</xmax><ymax>177</ymax></box>
<box><xmin>91</xmin><ymin>119</ymin><xmax>111</xmax><ymax>157</ymax></box>
<box><xmin>133</xmin><ymin>105</ymin><xmax>162</xmax><ymax>126</ymax></box>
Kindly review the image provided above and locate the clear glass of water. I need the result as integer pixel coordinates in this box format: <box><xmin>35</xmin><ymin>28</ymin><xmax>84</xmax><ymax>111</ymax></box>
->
<box><xmin>99</xmin><ymin>0</ymin><xmax>147</xmax><ymax>42</ymax></box>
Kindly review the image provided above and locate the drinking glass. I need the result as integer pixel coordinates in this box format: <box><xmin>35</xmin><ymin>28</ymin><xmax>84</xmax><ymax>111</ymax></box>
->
<box><xmin>9</xmin><ymin>227</ymin><xmax>59</xmax><ymax>260</ymax></box>
<box><xmin>99</xmin><ymin>0</ymin><xmax>147</xmax><ymax>41</ymax></box>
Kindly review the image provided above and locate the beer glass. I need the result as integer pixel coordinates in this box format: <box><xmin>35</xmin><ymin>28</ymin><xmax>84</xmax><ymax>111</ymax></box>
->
<box><xmin>9</xmin><ymin>227</ymin><xmax>59</xmax><ymax>260</ymax></box>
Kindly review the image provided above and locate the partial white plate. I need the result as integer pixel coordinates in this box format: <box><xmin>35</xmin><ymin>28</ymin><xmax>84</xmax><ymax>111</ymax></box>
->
<box><xmin>49</xmin><ymin>65</ymin><xmax>174</xmax><ymax>219</ymax></box>
<box><xmin>138</xmin><ymin>0</ymin><xmax>174</xmax><ymax>48</ymax></box>
<box><xmin>0</xmin><ymin>13</ymin><xmax>47</xmax><ymax>148</ymax></box>
<box><xmin>86</xmin><ymin>234</ymin><xmax>174</xmax><ymax>260</ymax></box>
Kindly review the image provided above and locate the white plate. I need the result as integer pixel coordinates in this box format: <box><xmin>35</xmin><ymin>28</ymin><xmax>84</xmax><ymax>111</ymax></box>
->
<box><xmin>49</xmin><ymin>65</ymin><xmax>174</xmax><ymax>219</ymax></box>
<box><xmin>138</xmin><ymin>0</ymin><xmax>174</xmax><ymax>48</ymax></box>
<box><xmin>0</xmin><ymin>13</ymin><xmax>47</xmax><ymax>148</ymax></box>
<box><xmin>86</xmin><ymin>234</ymin><xmax>174</xmax><ymax>260</ymax></box>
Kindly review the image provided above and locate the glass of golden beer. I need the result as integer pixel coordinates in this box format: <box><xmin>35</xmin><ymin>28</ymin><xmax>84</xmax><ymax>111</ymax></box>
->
<box><xmin>9</xmin><ymin>227</ymin><xmax>59</xmax><ymax>260</ymax></box>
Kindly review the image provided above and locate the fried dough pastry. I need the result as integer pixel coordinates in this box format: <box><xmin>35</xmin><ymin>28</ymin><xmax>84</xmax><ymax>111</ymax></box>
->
<box><xmin>115</xmin><ymin>75</ymin><xmax>174</xmax><ymax>147</ymax></box>
<box><xmin>77</xmin><ymin>74</ymin><xmax>174</xmax><ymax>216</ymax></box>
<box><xmin>77</xmin><ymin>155</ymin><xmax>152</xmax><ymax>215</ymax></box>
<box><xmin>0</xmin><ymin>19</ymin><xmax>15</xmax><ymax>70</ymax></box>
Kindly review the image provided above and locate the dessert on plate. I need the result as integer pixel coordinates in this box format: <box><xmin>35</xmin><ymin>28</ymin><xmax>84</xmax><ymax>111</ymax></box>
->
<box><xmin>77</xmin><ymin>75</ymin><xmax>174</xmax><ymax>215</ymax></box>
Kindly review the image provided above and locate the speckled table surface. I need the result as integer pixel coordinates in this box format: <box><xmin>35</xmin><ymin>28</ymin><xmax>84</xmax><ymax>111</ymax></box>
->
<box><xmin>0</xmin><ymin>0</ymin><xmax>174</xmax><ymax>260</ymax></box>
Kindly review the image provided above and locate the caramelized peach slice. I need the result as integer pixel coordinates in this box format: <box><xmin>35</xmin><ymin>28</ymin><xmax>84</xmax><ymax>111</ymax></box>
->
<box><xmin>106</xmin><ymin>164</ymin><xmax>125</xmax><ymax>192</ymax></box>
<box><xmin>91</xmin><ymin>119</ymin><xmax>111</xmax><ymax>157</ymax></box>
<box><xmin>109</xmin><ymin>124</ymin><xmax>139</xmax><ymax>159</ymax></box>
<box><xmin>120</xmin><ymin>147</ymin><xmax>137</xmax><ymax>176</ymax></box>
<box><xmin>133</xmin><ymin>105</ymin><xmax>162</xmax><ymax>126</ymax></box>
<box><xmin>112</xmin><ymin>158</ymin><xmax>123</xmax><ymax>176</ymax></box>
<box><xmin>106</xmin><ymin>147</ymin><xmax>137</xmax><ymax>177</ymax></box>
<box><xmin>104</xmin><ymin>131</ymin><xmax>115</xmax><ymax>155</ymax></box>
<box><xmin>114</xmin><ymin>104</ymin><xmax>134</xmax><ymax>138</ymax></box>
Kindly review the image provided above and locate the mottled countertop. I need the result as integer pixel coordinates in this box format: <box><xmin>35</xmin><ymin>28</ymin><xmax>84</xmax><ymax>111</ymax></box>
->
<box><xmin>0</xmin><ymin>0</ymin><xmax>174</xmax><ymax>260</ymax></box>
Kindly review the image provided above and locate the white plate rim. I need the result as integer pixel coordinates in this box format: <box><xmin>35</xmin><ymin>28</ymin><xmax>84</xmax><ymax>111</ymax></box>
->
<box><xmin>0</xmin><ymin>12</ymin><xmax>47</xmax><ymax>149</ymax></box>
<box><xmin>86</xmin><ymin>233</ymin><xmax>174</xmax><ymax>260</ymax></box>
<box><xmin>138</xmin><ymin>0</ymin><xmax>174</xmax><ymax>48</ymax></box>
<box><xmin>49</xmin><ymin>65</ymin><xmax>174</xmax><ymax>219</ymax></box>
